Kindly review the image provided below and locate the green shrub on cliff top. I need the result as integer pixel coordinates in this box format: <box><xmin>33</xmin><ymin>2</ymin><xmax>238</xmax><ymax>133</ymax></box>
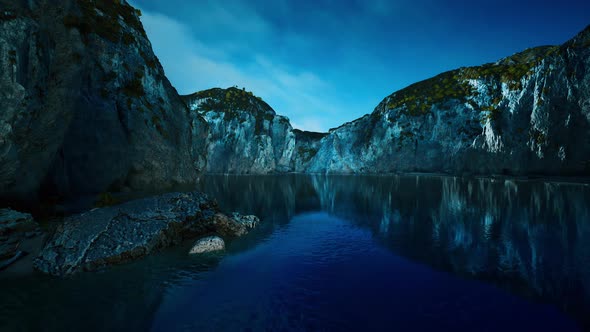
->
<box><xmin>385</xmin><ymin>70</ymin><xmax>475</xmax><ymax>117</ymax></box>
<box><xmin>63</xmin><ymin>0</ymin><xmax>145</xmax><ymax>44</ymax></box>
<box><xmin>384</xmin><ymin>45</ymin><xmax>556</xmax><ymax>119</ymax></box>
<box><xmin>191</xmin><ymin>87</ymin><xmax>276</xmax><ymax>136</ymax></box>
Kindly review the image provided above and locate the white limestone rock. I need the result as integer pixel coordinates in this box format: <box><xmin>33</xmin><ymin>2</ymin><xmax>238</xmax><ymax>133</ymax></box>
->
<box><xmin>189</xmin><ymin>236</ymin><xmax>225</xmax><ymax>254</ymax></box>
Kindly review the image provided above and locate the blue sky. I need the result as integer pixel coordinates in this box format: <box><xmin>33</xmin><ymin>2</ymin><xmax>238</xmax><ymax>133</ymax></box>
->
<box><xmin>130</xmin><ymin>0</ymin><xmax>590</xmax><ymax>132</ymax></box>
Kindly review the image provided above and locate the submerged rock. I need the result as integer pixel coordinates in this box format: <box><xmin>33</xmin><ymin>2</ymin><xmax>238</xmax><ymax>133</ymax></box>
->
<box><xmin>189</xmin><ymin>236</ymin><xmax>225</xmax><ymax>254</ymax></box>
<box><xmin>34</xmin><ymin>192</ymin><xmax>259</xmax><ymax>276</ymax></box>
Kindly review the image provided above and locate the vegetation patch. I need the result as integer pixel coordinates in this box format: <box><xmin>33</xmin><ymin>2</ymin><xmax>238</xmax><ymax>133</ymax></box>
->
<box><xmin>384</xmin><ymin>45</ymin><xmax>557</xmax><ymax>123</ymax></box>
<box><xmin>194</xmin><ymin>87</ymin><xmax>266</xmax><ymax>113</ymax></box>
<box><xmin>188</xmin><ymin>87</ymin><xmax>276</xmax><ymax>135</ymax></box>
<box><xmin>63</xmin><ymin>0</ymin><xmax>145</xmax><ymax>44</ymax></box>
<box><xmin>529</xmin><ymin>129</ymin><xmax>547</xmax><ymax>146</ymax></box>
<box><xmin>385</xmin><ymin>70</ymin><xmax>474</xmax><ymax>117</ymax></box>
<box><xmin>462</xmin><ymin>46</ymin><xmax>557</xmax><ymax>85</ymax></box>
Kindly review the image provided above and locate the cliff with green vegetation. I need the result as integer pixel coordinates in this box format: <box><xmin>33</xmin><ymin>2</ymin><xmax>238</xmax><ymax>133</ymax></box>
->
<box><xmin>0</xmin><ymin>0</ymin><xmax>208</xmax><ymax>202</ymax></box>
<box><xmin>183</xmin><ymin>87</ymin><xmax>298</xmax><ymax>173</ymax></box>
<box><xmin>307</xmin><ymin>25</ymin><xmax>590</xmax><ymax>176</ymax></box>
<box><xmin>3</xmin><ymin>0</ymin><xmax>588</xmax><ymax>193</ymax></box>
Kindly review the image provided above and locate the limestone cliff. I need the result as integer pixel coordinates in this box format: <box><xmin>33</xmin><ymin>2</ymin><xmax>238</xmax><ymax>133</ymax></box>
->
<box><xmin>183</xmin><ymin>87</ymin><xmax>295</xmax><ymax>173</ymax></box>
<box><xmin>0</xmin><ymin>0</ymin><xmax>208</xmax><ymax>202</ymax></box>
<box><xmin>186</xmin><ymin>26</ymin><xmax>590</xmax><ymax>177</ymax></box>
<box><xmin>307</xmin><ymin>25</ymin><xmax>590</xmax><ymax>175</ymax></box>
<box><xmin>292</xmin><ymin>129</ymin><xmax>327</xmax><ymax>172</ymax></box>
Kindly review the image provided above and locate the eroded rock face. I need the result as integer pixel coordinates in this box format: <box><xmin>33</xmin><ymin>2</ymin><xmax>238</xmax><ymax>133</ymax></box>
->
<box><xmin>189</xmin><ymin>236</ymin><xmax>225</xmax><ymax>254</ymax></box>
<box><xmin>183</xmin><ymin>88</ymin><xmax>296</xmax><ymax>174</ymax></box>
<box><xmin>0</xmin><ymin>0</ymin><xmax>208</xmax><ymax>202</ymax></box>
<box><xmin>307</xmin><ymin>26</ymin><xmax>590</xmax><ymax>176</ymax></box>
<box><xmin>186</xmin><ymin>26</ymin><xmax>590</xmax><ymax>177</ymax></box>
<box><xmin>182</xmin><ymin>88</ymin><xmax>330</xmax><ymax>174</ymax></box>
<box><xmin>34</xmin><ymin>192</ymin><xmax>257</xmax><ymax>276</ymax></box>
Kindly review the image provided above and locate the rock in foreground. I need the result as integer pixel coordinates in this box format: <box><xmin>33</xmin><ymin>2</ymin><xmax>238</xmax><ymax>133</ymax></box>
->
<box><xmin>0</xmin><ymin>209</ymin><xmax>37</xmax><ymax>238</ymax></box>
<box><xmin>34</xmin><ymin>192</ymin><xmax>258</xmax><ymax>276</ymax></box>
<box><xmin>0</xmin><ymin>209</ymin><xmax>41</xmax><ymax>263</ymax></box>
<box><xmin>189</xmin><ymin>236</ymin><xmax>225</xmax><ymax>254</ymax></box>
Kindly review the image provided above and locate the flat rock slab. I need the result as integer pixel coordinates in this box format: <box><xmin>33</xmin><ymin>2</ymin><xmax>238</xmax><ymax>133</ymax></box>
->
<box><xmin>189</xmin><ymin>236</ymin><xmax>225</xmax><ymax>254</ymax></box>
<box><xmin>34</xmin><ymin>192</ymin><xmax>258</xmax><ymax>276</ymax></box>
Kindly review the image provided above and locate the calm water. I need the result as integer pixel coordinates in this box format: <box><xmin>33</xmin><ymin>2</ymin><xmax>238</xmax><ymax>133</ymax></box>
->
<box><xmin>1</xmin><ymin>175</ymin><xmax>590</xmax><ymax>331</ymax></box>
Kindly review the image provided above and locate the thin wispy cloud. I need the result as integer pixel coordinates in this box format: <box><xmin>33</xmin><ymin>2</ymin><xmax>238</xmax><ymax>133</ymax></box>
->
<box><xmin>132</xmin><ymin>0</ymin><xmax>590</xmax><ymax>132</ymax></box>
<box><xmin>139</xmin><ymin>8</ymin><xmax>351</xmax><ymax>131</ymax></box>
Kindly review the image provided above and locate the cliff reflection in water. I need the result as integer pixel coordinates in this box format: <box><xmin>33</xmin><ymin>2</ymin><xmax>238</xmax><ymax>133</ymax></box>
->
<box><xmin>197</xmin><ymin>174</ymin><xmax>590</xmax><ymax>327</ymax></box>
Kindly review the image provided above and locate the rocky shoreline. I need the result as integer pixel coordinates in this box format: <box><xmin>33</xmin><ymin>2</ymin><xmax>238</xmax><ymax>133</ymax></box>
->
<box><xmin>1</xmin><ymin>191</ymin><xmax>259</xmax><ymax>277</ymax></box>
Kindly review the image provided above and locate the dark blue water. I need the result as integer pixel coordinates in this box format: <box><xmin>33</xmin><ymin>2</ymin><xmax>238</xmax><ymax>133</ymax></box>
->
<box><xmin>1</xmin><ymin>175</ymin><xmax>589</xmax><ymax>331</ymax></box>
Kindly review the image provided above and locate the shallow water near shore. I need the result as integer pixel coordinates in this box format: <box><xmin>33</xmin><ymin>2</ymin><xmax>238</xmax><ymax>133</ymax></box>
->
<box><xmin>1</xmin><ymin>174</ymin><xmax>590</xmax><ymax>331</ymax></box>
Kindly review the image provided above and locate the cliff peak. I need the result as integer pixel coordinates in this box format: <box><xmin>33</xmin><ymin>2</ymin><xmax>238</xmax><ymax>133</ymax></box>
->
<box><xmin>183</xmin><ymin>87</ymin><xmax>275</xmax><ymax>117</ymax></box>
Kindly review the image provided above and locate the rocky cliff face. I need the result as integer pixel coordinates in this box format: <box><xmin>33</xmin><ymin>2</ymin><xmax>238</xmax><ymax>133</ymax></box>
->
<box><xmin>3</xmin><ymin>1</ymin><xmax>587</xmax><ymax>193</ymax></box>
<box><xmin>183</xmin><ymin>87</ymin><xmax>296</xmax><ymax>173</ymax></box>
<box><xmin>307</xmin><ymin>25</ymin><xmax>590</xmax><ymax>175</ymax></box>
<box><xmin>185</xmin><ymin>26</ymin><xmax>590</xmax><ymax>177</ymax></box>
<box><xmin>292</xmin><ymin>129</ymin><xmax>327</xmax><ymax>172</ymax></box>
<box><xmin>0</xmin><ymin>0</ymin><xmax>208</xmax><ymax>202</ymax></box>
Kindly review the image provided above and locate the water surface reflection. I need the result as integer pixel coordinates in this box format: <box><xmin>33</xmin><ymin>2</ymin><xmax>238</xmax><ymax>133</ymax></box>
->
<box><xmin>0</xmin><ymin>174</ymin><xmax>588</xmax><ymax>331</ymax></box>
<box><xmin>198</xmin><ymin>174</ymin><xmax>590</xmax><ymax>328</ymax></box>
